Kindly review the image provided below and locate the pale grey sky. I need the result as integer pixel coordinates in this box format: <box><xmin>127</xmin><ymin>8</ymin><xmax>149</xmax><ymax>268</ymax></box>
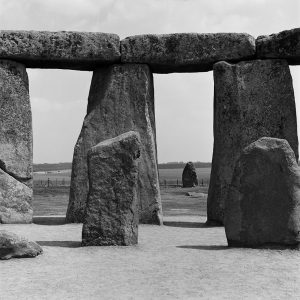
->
<box><xmin>0</xmin><ymin>0</ymin><xmax>299</xmax><ymax>163</ymax></box>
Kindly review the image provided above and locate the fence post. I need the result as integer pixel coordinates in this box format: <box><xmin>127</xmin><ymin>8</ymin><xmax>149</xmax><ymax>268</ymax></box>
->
<box><xmin>164</xmin><ymin>179</ymin><xmax>167</xmax><ymax>188</ymax></box>
<box><xmin>47</xmin><ymin>178</ymin><xmax>50</xmax><ymax>187</ymax></box>
<box><xmin>201</xmin><ymin>179</ymin><xmax>204</xmax><ymax>186</ymax></box>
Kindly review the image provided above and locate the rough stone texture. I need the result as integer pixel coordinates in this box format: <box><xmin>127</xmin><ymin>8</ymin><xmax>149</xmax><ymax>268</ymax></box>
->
<box><xmin>121</xmin><ymin>33</ymin><xmax>255</xmax><ymax>73</ymax></box>
<box><xmin>0</xmin><ymin>30</ymin><xmax>120</xmax><ymax>70</ymax></box>
<box><xmin>67</xmin><ymin>64</ymin><xmax>162</xmax><ymax>225</ymax></box>
<box><xmin>182</xmin><ymin>162</ymin><xmax>198</xmax><ymax>187</ymax></box>
<box><xmin>0</xmin><ymin>60</ymin><xmax>32</xmax><ymax>187</ymax></box>
<box><xmin>256</xmin><ymin>28</ymin><xmax>300</xmax><ymax>65</ymax></box>
<box><xmin>225</xmin><ymin>137</ymin><xmax>300</xmax><ymax>249</ymax></box>
<box><xmin>0</xmin><ymin>168</ymin><xmax>33</xmax><ymax>224</ymax></box>
<box><xmin>0</xmin><ymin>230</ymin><xmax>42</xmax><ymax>259</ymax></box>
<box><xmin>82</xmin><ymin>131</ymin><xmax>141</xmax><ymax>246</ymax></box>
<box><xmin>207</xmin><ymin>59</ymin><xmax>298</xmax><ymax>225</ymax></box>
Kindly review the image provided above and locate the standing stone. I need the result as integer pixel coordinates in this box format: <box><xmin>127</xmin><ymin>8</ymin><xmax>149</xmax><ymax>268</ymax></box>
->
<box><xmin>67</xmin><ymin>64</ymin><xmax>162</xmax><ymax>225</ymax></box>
<box><xmin>0</xmin><ymin>230</ymin><xmax>42</xmax><ymax>259</ymax></box>
<box><xmin>225</xmin><ymin>137</ymin><xmax>300</xmax><ymax>248</ymax></box>
<box><xmin>82</xmin><ymin>131</ymin><xmax>141</xmax><ymax>246</ymax></box>
<box><xmin>256</xmin><ymin>28</ymin><xmax>300</xmax><ymax>65</ymax></box>
<box><xmin>182</xmin><ymin>162</ymin><xmax>198</xmax><ymax>187</ymax></box>
<box><xmin>0</xmin><ymin>169</ymin><xmax>33</xmax><ymax>224</ymax></box>
<box><xmin>207</xmin><ymin>59</ymin><xmax>298</xmax><ymax>225</ymax></box>
<box><xmin>0</xmin><ymin>60</ymin><xmax>33</xmax><ymax>224</ymax></box>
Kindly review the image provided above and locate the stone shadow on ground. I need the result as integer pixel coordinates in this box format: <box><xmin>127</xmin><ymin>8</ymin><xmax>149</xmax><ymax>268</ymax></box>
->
<box><xmin>37</xmin><ymin>241</ymin><xmax>81</xmax><ymax>248</ymax></box>
<box><xmin>163</xmin><ymin>221</ymin><xmax>215</xmax><ymax>228</ymax></box>
<box><xmin>177</xmin><ymin>245</ymin><xmax>228</xmax><ymax>250</ymax></box>
<box><xmin>33</xmin><ymin>216</ymin><xmax>67</xmax><ymax>225</ymax></box>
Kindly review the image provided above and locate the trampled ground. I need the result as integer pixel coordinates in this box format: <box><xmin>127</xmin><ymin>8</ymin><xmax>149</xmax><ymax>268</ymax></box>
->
<box><xmin>1</xmin><ymin>186</ymin><xmax>300</xmax><ymax>299</ymax></box>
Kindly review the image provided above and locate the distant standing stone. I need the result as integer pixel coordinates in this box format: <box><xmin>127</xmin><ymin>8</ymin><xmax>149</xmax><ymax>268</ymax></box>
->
<box><xmin>225</xmin><ymin>137</ymin><xmax>300</xmax><ymax>249</ymax></box>
<box><xmin>182</xmin><ymin>162</ymin><xmax>198</xmax><ymax>188</ymax></box>
<box><xmin>82</xmin><ymin>131</ymin><xmax>141</xmax><ymax>246</ymax></box>
<box><xmin>0</xmin><ymin>230</ymin><xmax>42</xmax><ymax>259</ymax></box>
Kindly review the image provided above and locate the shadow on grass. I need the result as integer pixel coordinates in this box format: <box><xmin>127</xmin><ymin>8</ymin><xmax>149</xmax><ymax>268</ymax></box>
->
<box><xmin>177</xmin><ymin>245</ymin><xmax>228</xmax><ymax>250</ymax></box>
<box><xmin>37</xmin><ymin>241</ymin><xmax>81</xmax><ymax>248</ymax></box>
<box><xmin>163</xmin><ymin>221</ymin><xmax>217</xmax><ymax>228</ymax></box>
<box><xmin>33</xmin><ymin>216</ymin><xmax>67</xmax><ymax>225</ymax></box>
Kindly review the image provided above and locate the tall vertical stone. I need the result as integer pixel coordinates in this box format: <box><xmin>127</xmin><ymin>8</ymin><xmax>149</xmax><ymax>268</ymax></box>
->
<box><xmin>0</xmin><ymin>60</ymin><xmax>33</xmax><ymax>223</ymax></box>
<box><xmin>66</xmin><ymin>64</ymin><xmax>162</xmax><ymax>225</ymax></box>
<box><xmin>207</xmin><ymin>59</ymin><xmax>298</xmax><ymax>225</ymax></box>
<box><xmin>82</xmin><ymin>131</ymin><xmax>141</xmax><ymax>246</ymax></box>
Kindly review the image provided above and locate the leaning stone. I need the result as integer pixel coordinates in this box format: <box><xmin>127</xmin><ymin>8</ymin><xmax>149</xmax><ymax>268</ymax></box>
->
<box><xmin>0</xmin><ymin>60</ymin><xmax>32</xmax><ymax>187</ymax></box>
<box><xmin>225</xmin><ymin>137</ymin><xmax>300</xmax><ymax>249</ymax></box>
<box><xmin>207</xmin><ymin>59</ymin><xmax>298</xmax><ymax>225</ymax></box>
<box><xmin>182</xmin><ymin>162</ymin><xmax>198</xmax><ymax>187</ymax></box>
<box><xmin>121</xmin><ymin>33</ymin><xmax>255</xmax><ymax>73</ymax></box>
<box><xmin>0</xmin><ymin>30</ymin><xmax>120</xmax><ymax>70</ymax></box>
<box><xmin>0</xmin><ymin>230</ymin><xmax>42</xmax><ymax>259</ymax></box>
<box><xmin>67</xmin><ymin>64</ymin><xmax>162</xmax><ymax>225</ymax></box>
<box><xmin>0</xmin><ymin>168</ymin><xmax>33</xmax><ymax>224</ymax></box>
<box><xmin>82</xmin><ymin>131</ymin><xmax>141</xmax><ymax>246</ymax></box>
<box><xmin>256</xmin><ymin>28</ymin><xmax>300</xmax><ymax>65</ymax></box>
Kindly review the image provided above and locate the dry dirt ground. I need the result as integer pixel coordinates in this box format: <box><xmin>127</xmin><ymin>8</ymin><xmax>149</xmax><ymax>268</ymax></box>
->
<box><xmin>1</xmin><ymin>187</ymin><xmax>300</xmax><ymax>299</ymax></box>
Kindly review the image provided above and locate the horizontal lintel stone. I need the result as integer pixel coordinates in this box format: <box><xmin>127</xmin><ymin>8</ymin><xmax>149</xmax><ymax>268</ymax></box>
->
<box><xmin>256</xmin><ymin>28</ymin><xmax>300</xmax><ymax>65</ymax></box>
<box><xmin>0</xmin><ymin>30</ymin><xmax>120</xmax><ymax>70</ymax></box>
<box><xmin>121</xmin><ymin>33</ymin><xmax>256</xmax><ymax>73</ymax></box>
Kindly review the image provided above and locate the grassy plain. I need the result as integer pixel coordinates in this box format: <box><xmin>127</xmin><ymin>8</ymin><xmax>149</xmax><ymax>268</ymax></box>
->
<box><xmin>32</xmin><ymin>168</ymin><xmax>211</xmax><ymax>216</ymax></box>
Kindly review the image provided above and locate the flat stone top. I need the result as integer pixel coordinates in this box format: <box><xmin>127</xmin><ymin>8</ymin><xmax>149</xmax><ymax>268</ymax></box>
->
<box><xmin>256</xmin><ymin>28</ymin><xmax>300</xmax><ymax>64</ymax></box>
<box><xmin>121</xmin><ymin>33</ymin><xmax>256</xmax><ymax>73</ymax></box>
<box><xmin>0</xmin><ymin>30</ymin><xmax>120</xmax><ymax>70</ymax></box>
<box><xmin>89</xmin><ymin>131</ymin><xmax>141</xmax><ymax>154</ymax></box>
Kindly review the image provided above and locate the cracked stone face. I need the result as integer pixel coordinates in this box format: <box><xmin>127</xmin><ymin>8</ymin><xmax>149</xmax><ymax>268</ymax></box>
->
<box><xmin>82</xmin><ymin>131</ymin><xmax>141</xmax><ymax>246</ymax></box>
<box><xmin>0</xmin><ymin>60</ymin><xmax>33</xmax><ymax>224</ymax></box>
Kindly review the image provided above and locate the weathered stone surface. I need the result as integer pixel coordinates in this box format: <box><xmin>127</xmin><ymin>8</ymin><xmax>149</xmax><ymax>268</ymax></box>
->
<box><xmin>67</xmin><ymin>64</ymin><xmax>162</xmax><ymax>225</ymax></box>
<box><xmin>0</xmin><ymin>31</ymin><xmax>120</xmax><ymax>70</ymax></box>
<box><xmin>0</xmin><ymin>60</ymin><xmax>32</xmax><ymax>187</ymax></box>
<box><xmin>121</xmin><ymin>33</ymin><xmax>255</xmax><ymax>73</ymax></box>
<box><xmin>82</xmin><ymin>131</ymin><xmax>141</xmax><ymax>246</ymax></box>
<box><xmin>256</xmin><ymin>28</ymin><xmax>300</xmax><ymax>65</ymax></box>
<box><xmin>0</xmin><ymin>168</ymin><xmax>33</xmax><ymax>224</ymax></box>
<box><xmin>0</xmin><ymin>230</ymin><xmax>42</xmax><ymax>259</ymax></box>
<box><xmin>182</xmin><ymin>162</ymin><xmax>198</xmax><ymax>187</ymax></box>
<box><xmin>225</xmin><ymin>137</ymin><xmax>300</xmax><ymax>248</ymax></box>
<box><xmin>207</xmin><ymin>59</ymin><xmax>298</xmax><ymax>225</ymax></box>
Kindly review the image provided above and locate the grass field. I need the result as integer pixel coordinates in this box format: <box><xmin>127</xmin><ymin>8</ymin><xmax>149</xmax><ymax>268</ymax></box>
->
<box><xmin>32</xmin><ymin>167</ymin><xmax>211</xmax><ymax>216</ymax></box>
<box><xmin>33</xmin><ymin>167</ymin><xmax>211</xmax><ymax>186</ymax></box>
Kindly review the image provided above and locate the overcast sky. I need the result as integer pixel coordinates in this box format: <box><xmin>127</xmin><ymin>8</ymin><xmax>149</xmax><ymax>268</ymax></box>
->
<box><xmin>0</xmin><ymin>0</ymin><xmax>299</xmax><ymax>163</ymax></box>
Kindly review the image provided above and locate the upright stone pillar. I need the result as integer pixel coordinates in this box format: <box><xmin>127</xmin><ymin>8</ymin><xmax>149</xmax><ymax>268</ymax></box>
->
<box><xmin>66</xmin><ymin>64</ymin><xmax>163</xmax><ymax>225</ymax></box>
<box><xmin>0</xmin><ymin>60</ymin><xmax>33</xmax><ymax>223</ymax></box>
<box><xmin>207</xmin><ymin>59</ymin><xmax>298</xmax><ymax>225</ymax></box>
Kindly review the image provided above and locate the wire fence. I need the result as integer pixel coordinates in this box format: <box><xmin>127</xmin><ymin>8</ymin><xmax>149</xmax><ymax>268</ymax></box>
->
<box><xmin>34</xmin><ymin>178</ymin><xmax>210</xmax><ymax>188</ymax></box>
<box><xmin>159</xmin><ymin>178</ymin><xmax>210</xmax><ymax>188</ymax></box>
<box><xmin>34</xmin><ymin>178</ymin><xmax>71</xmax><ymax>187</ymax></box>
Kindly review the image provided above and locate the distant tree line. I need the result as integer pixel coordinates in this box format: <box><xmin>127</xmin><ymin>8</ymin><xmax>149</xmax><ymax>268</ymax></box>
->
<box><xmin>33</xmin><ymin>161</ymin><xmax>211</xmax><ymax>172</ymax></box>
<box><xmin>158</xmin><ymin>162</ymin><xmax>211</xmax><ymax>169</ymax></box>
<box><xmin>33</xmin><ymin>162</ymin><xmax>72</xmax><ymax>172</ymax></box>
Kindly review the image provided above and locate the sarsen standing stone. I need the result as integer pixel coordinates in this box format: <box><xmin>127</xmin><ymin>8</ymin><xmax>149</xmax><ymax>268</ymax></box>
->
<box><xmin>67</xmin><ymin>64</ymin><xmax>162</xmax><ymax>225</ymax></box>
<box><xmin>82</xmin><ymin>131</ymin><xmax>141</xmax><ymax>246</ymax></box>
<box><xmin>207</xmin><ymin>59</ymin><xmax>298</xmax><ymax>225</ymax></box>
<box><xmin>225</xmin><ymin>137</ymin><xmax>300</xmax><ymax>248</ymax></box>
<box><xmin>0</xmin><ymin>60</ymin><xmax>33</xmax><ymax>224</ymax></box>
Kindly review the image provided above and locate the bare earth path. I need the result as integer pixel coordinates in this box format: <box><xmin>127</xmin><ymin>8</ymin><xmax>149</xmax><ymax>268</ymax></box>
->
<box><xmin>1</xmin><ymin>215</ymin><xmax>300</xmax><ymax>300</ymax></box>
